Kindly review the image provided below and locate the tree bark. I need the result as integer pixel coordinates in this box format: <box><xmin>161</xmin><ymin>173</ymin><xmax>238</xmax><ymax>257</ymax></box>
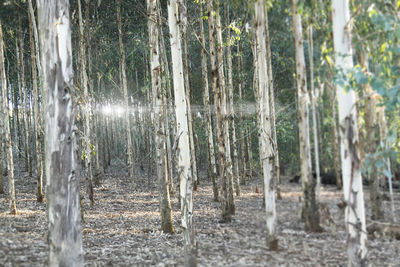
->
<box><xmin>199</xmin><ymin>1</ymin><xmax>218</xmax><ymax>201</ymax></box>
<box><xmin>215</xmin><ymin>0</ymin><xmax>235</xmax><ymax>216</ymax></box>
<box><xmin>37</xmin><ymin>0</ymin><xmax>84</xmax><ymax>265</ymax></box>
<box><xmin>291</xmin><ymin>0</ymin><xmax>320</xmax><ymax>232</ymax></box>
<box><xmin>116</xmin><ymin>0</ymin><xmax>135</xmax><ymax>187</ymax></box>
<box><xmin>255</xmin><ymin>0</ymin><xmax>278</xmax><ymax>250</ymax></box>
<box><xmin>147</xmin><ymin>0</ymin><xmax>175</xmax><ymax>234</ymax></box>
<box><xmin>28</xmin><ymin>1</ymin><xmax>44</xmax><ymax>203</ymax></box>
<box><xmin>237</xmin><ymin>44</ymin><xmax>247</xmax><ymax>186</ymax></box>
<box><xmin>0</xmin><ymin>21</ymin><xmax>17</xmax><ymax>214</ymax></box>
<box><xmin>167</xmin><ymin>0</ymin><xmax>197</xmax><ymax>265</ymax></box>
<box><xmin>332</xmin><ymin>0</ymin><xmax>369</xmax><ymax>265</ymax></box>
<box><xmin>264</xmin><ymin>6</ymin><xmax>281</xmax><ymax>200</ymax></box>
<box><xmin>78</xmin><ymin>0</ymin><xmax>94</xmax><ymax>205</ymax></box>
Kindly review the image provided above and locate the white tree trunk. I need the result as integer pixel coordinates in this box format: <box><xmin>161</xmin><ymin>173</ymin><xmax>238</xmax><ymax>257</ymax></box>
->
<box><xmin>37</xmin><ymin>0</ymin><xmax>84</xmax><ymax>265</ymax></box>
<box><xmin>255</xmin><ymin>0</ymin><xmax>277</xmax><ymax>250</ymax></box>
<box><xmin>167</xmin><ymin>0</ymin><xmax>196</xmax><ymax>265</ymax></box>
<box><xmin>147</xmin><ymin>0</ymin><xmax>175</xmax><ymax>234</ymax></box>
<box><xmin>331</xmin><ymin>0</ymin><xmax>368</xmax><ymax>265</ymax></box>
<box><xmin>291</xmin><ymin>0</ymin><xmax>320</xmax><ymax>232</ymax></box>
<box><xmin>0</xmin><ymin>20</ymin><xmax>17</xmax><ymax>215</ymax></box>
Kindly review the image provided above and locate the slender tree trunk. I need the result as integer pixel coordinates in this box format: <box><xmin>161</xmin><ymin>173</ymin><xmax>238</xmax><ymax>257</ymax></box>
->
<box><xmin>246</xmin><ymin>127</ymin><xmax>254</xmax><ymax>179</ymax></box>
<box><xmin>28</xmin><ymin>5</ymin><xmax>44</xmax><ymax>203</ymax></box>
<box><xmin>199</xmin><ymin>1</ymin><xmax>218</xmax><ymax>201</ymax></box>
<box><xmin>255</xmin><ymin>0</ymin><xmax>278</xmax><ymax>250</ymax></box>
<box><xmin>264</xmin><ymin>7</ymin><xmax>281</xmax><ymax>200</ymax></box>
<box><xmin>360</xmin><ymin>52</ymin><xmax>384</xmax><ymax>221</ymax></box>
<box><xmin>78</xmin><ymin>0</ymin><xmax>94</xmax><ymax>205</ymax></box>
<box><xmin>308</xmin><ymin>24</ymin><xmax>321</xmax><ymax>202</ymax></box>
<box><xmin>117</xmin><ymin>0</ymin><xmax>135</xmax><ymax>187</ymax></box>
<box><xmin>0</xmin><ymin>21</ymin><xmax>17</xmax><ymax>214</ymax></box>
<box><xmin>237</xmin><ymin>44</ymin><xmax>247</xmax><ymax>186</ymax></box>
<box><xmin>0</xmin><ymin>130</ymin><xmax>3</xmax><ymax>194</ymax></box>
<box><xmin>38</xmin><ymin>0</ymin><xmax>84</xmax><ymax>264</ymax></box>
<box><xmin>147</xmin><ymin>0</ymin><xmax>175</xmax><ymax>234</ymax></box>
<box><xmin>208</xmin><ymin>0</ymin><xmax>232</xmax><ymax>222</ymax></box>
<box><xmin>181</xmin><ymin>0</ymin><xmax>198</xmax><ymax>190</ymax></box>
<box><xmin>215</xmin><ymin>0</ymin><xmax>235</xmax><ymax>215</ymax></box>
<box><xmin>291</xmin><ymin>0</ymin><xmax>320</xmax><ymax>232</ymax></box>
<box><xmin>332</xmin><ymin>0</ymin><xmax>369</xmax><ymax>265</ymax></box>
<box><xmin>224</xmin><ymin>4</ymin><xmax>240</xmax><ymax>197</ymax></box>
<box><xmin>167</xmin><ymin>0</ymin><xmax>197</xmax><ymax>265</ymax></box>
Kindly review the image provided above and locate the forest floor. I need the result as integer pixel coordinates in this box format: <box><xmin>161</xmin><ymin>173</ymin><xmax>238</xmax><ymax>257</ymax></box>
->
<box><xmin>1</xmin><ymin>162</ymin><xmax>400</xmax><ymax>266</ymax></box>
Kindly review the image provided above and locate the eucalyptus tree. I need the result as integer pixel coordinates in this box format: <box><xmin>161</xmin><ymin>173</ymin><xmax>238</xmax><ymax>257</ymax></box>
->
<box><xmin>28</xmin><ymin>0</ymin><xmax>44</xmax><ymax>203</ymax></box>
<box><xmin>0</xmin><ymin>19</ymin><xmax>17</xmax><ymax>215</ymax></box>
<box><xmin>291</xmin><ymin>0</ymin><xmax>320</xmax><ymax>232</ymax></box>
<box><xmin>208</xmin><ymin>0</ymin><xmax>232</xmax><ymax>222</ymax></box>
<box><xmin>255</xmin><ymin>0</ymin><xmax>278</xmax><ymax>250</ymax></box>
<box><xmin>331</xmin><ymin>0</ymin><xmax>368</xmax><ymax>265</ymax></box>
<box><xmin>37</xmin><ymin>0</ymin><xmax>84</xmax><ymax>265</ymax></box>
<box><xmin>78</xmin><ymin>0</ymin><xmax>94</xmax><ymax>205</ymax></box>
<box><xmin>198</xmin><ymin>0</ymin><xmax>218</xmax><ymax>201</ymax></box>
<box><xmin>167</xmin><ymin>0</ymin><xmax>196</xmax><ymax>265</ymax></box>
<box><xmin>117</xmin><ymin>0</ymin><xmax>135</xmax><ymax>187</ymax></box>
<box><xmin>147</xmin><ymin>0</ymin><xmax>175</xmax><ymax>234</ymax></box>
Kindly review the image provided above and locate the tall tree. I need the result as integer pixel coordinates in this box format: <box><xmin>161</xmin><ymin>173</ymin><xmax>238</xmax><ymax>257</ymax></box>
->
<box><xmin>0</xmin><ymin>19</ymin><xmax>17</xmax><ymax>215</ymax></box>
<box><xmin>331</xmin><ymin>0</ymin><xmax>368</xmax><ymax>265</ymax></box>
<box><xmin>117</xmin><ymin>0</ymin><xmax>135</xmax><ymax>187</ymax></box>
<box><xmin>28</xmin><ymin>0</ymin><xmax>44</xmax><ymax>203</ymax></box>
<box><xmin>147</xmin><ymin>0</ymin><xmax>175</xmax><ymax>234</ymax></box>
<box><xmin>291</xmin><ymin>0</ymin><xmax>320</xmax><ymax>232</ymax></box>
<box><xmin>208</xmin><ymin>0</ymin><xmax>232</xmax><ymax>222</ymax></box>
<box><xmin>255</xmin><ymin>0</ymin><xmax>278</xmax><ymax>250</ymax></box>
<box><xmin>78</xmin><ymin>0</ymin><xmax>94</xmax><ymax>205</ymax></box>
<box><xmin>199</xmin><ymin>1</ymin><xmax>218</xmax><ymax>201</ymax></box>
<box><xmin>37</xmin><ymin>0</ymin><xmax>84</xmax><ymax>265</ymax></box>
<box><xmin>167</xmin><ymin>0</ymin><xmax>196</xmax><ymax>265</ymax></box>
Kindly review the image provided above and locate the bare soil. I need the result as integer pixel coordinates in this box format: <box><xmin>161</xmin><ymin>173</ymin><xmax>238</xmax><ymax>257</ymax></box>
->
<box><xmin>1</xmin><ymin>163</ymin><xmax>400</xmax><ymax>266</ymax></box>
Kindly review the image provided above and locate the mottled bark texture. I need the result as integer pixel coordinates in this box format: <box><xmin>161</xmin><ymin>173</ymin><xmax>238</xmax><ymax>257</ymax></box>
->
<box><xmin>332</xmin><ymin>0</ymin><xmax>369</xmax><ymax>265</ymax></box>
<box><xmin>291</xmin><ymin>0</ymin><xmax>320</xmax><ymax>232</ymax></box>
<box><xmin>167</xmin><ymin>0</ymin><xmax>197</xmax><ymax>265</ymax></box>
<box><xmin>37</xmin><ymin>0</ymin><xmax>84</xmax><ymax>265</ymax></box>
<box><xmin>147</xmin><ymin>0</ymin><xmax>175</xmax><ymax>234</ymax></box>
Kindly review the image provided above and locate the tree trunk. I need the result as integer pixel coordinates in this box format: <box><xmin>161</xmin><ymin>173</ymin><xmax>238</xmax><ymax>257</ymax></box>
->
<box><xmin>225</xmin><ymin>4</ymin><xmax>240</xmax><ymax>197</ymax></box>
<box><xmin>78</xmin><ymin>0</ymin><xmax>94</xmax><ymax>205</ymax></box>
<box><xmin>199</xmin><ymin>1</ymin><xmax>218</xmax><ymax>201</ymax></box>
<box><xmin>167</xmin><ymin>0</ymin><xmax>197</xmax><ymax>265</ymax></box>
<box><xmin>360</xmin><ymin>52</ymin><xmax>384</xmax><ymax>221</ymax></box>
<box><xmin>181</xmin><ymin>0</ymin><xmax>198</xmax><ymax>190</ymax></box>
<box><xmin>0</xmin><ymin>21</ymin><xmax>17</xmax><ymax>214</ymax></box>
<box><xmin>28</xmin><ymin>2</ymin><xmax>44</xmax><ymax>203</ymax></box>
<box><xmin>237</xmin><ymin>44</ymin><xmax>247</xmax><ymax>186</ymax></box>
<box><xmin>291</xmin><ymin>0</ymin><xmax>320</xmax><ymax>232</ymax></box>
<box><xmin>116</xmin><ymin>0</ymin><xmax>135</xmax><ymax>187</ymax></box>
<box><xmin>37</xmin><ymin>0</ymin><xmax>84</xmax><ymax>265</ymax></box>
<box><xmin>331</xmin><ymin>0</ymin><xmax>369</xmax><ymax>265</ymax></box>
<box><xmin>208</xmin><ymin>0</ymin><xmax>232</xmax><ymax>222</ymax></box>
<box><xmin>307</xmin><ymin>24</ymin><xmax>321</xmax><ymax>202</ymax></box>
<box><xmin>147</xmin><ymin>0</ymin><xmax>175</xmax><ymax>234</ymax></box>
<box><xmin>264</xmin><ymin>7</ymin><xmax>281</xmax><ymax>200</ymax></box>
<box><xmin>255</xmin><ymin>0</ymin><xmax>278</xmax><ymax>250</ymax></box>
<box><xmin>215</xmin><ymin>0</ymin><xmax>235</xmax><ymax>216</ymax></box>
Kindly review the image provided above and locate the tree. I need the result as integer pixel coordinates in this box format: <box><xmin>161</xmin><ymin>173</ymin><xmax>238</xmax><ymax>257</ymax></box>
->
<box><xmin>255</xmin><ymin>0</ymin><xmax>278</xmax><ymax>250</ymax></box>
<box><xmin>116</xmin><ymin>0</ymin><xmax>135</xmax><ymax>187</ymax></box>
<box><xmin>28</xmin><ymin>0</ymin><xmax>44</xmax><ymax>203</ymax></box>
<box><xmin>199</xmin><ymin>0</ymin><xmax>218</xmax><ymax>201</ymax></box>
<box><xmin>331</xmin><ymin>0</ymin><xmax>368</xmax><ymax>265</ymax></box>
<box><xmin>291</xmin><ymin>0</ymin><xmax>320</xmax><ymax>232</ymax></box>
<box><xmin>37</xmin><ymin>0</ymin><xmax>84</xmax><ymax>265</ymax></box>
<box><xmin>167</xmin><ymin>0</ymin><xmax>197</xmax><ymax>265</ymax></box>
<box><xmin>0</xmin><ymin>19</ymin><xmax>17</xmax><ymax>215</ymax></box>
<box><xmin>147</xmin><ymin>0</ymin><xmax>175</xmax><ymax>234</ymax></box>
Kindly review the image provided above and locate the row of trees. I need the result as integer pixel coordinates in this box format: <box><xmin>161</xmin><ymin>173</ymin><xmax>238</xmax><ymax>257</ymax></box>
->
<box><xmin>0</xmin><ymin>0</ymin><xmax>399</xmax><ymax>266</ymax></box>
